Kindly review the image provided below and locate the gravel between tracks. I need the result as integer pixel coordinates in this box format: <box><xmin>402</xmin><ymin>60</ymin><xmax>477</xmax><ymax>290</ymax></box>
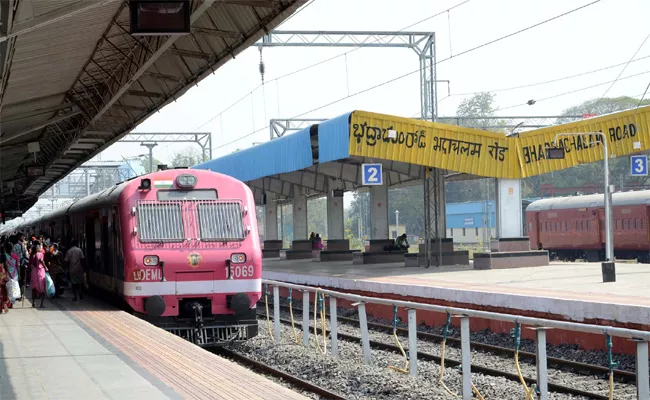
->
<box><xmin>237</xmin><ymin>318</ymin><xmax>594</xmax><ymax>400</ymax></box>
<box><xmin>263</xmin><ymin>299</ymin><xmax>640</xmax><ymax>399</ymax></box>
<box><xmin>279</xmin><ymin>297</ymin><xmax>638</xmax><ymax>372</ymax></box>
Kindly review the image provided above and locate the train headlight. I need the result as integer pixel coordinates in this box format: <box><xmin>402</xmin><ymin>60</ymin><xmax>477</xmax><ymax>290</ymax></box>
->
<box><xmin>230</xmin><ymin>253</ymin><xmax>246</xmax><ymax>264</ymax></box>
<box><xmin>143</xmin><ymin>255</ymin><xmax>159</xmax><ymax>266</ymax></box>
<box><xmin>176</xmin><ymin>174</ymin><xmax>197</xmax><ymax>188</ymax></box>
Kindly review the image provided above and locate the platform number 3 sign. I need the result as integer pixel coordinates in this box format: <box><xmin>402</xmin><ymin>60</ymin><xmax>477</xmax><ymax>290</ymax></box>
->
<box><xmin>631</xmin><ymin>155</ymin><xmax>648</xmax><ymax>176</ymax></box>
<box><xmin>362</xmin><ymin>163</ymin><xmax>383</xmax><ymax>185</ymax></box>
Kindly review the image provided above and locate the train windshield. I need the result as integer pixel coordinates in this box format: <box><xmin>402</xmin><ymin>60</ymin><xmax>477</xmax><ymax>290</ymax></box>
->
<box><xmin>136</xmin><ymin>202</ymin><xmax>185</xmax><ymax>242</ymax></box>
<box><xmin>197</xmin><ymin>201</ymin><xmax>245</xmax><ymax>241</ymax></box>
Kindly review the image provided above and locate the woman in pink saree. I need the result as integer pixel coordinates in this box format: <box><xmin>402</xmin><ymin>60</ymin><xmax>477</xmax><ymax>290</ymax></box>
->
<box><xmin>29</xmin><ymin>242</ymin><xmax>48</xmax><ymax>308</ymax></box>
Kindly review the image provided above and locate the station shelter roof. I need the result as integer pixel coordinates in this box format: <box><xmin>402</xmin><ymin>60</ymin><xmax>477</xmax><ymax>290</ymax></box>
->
<box><xmin>0</xmin><ymin>0</ymin><xmax>306</xmax><ymax>220</ymax></box>
<box><xmin>193</xmin><ymin>106</ymin><xmax>650</xmax><ymax>203</ymax></box>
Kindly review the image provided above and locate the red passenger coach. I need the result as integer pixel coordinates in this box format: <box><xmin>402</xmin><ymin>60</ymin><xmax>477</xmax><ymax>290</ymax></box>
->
<box><xmin>526</xmin><ymin>190</ymin><xmax>650</xmax><ymax>263</ymax></box>
<box><xmin>13</xmin><ymin>169</ymin><xmax>262</xmax><ymax>346</ymax></box>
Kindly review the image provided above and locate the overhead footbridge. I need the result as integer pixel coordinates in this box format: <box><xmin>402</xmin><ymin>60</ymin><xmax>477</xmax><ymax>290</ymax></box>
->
<box><xmin>0</xmin><ymin>0</ymin><xmax>306</xmax><ymax>220</ymax></box>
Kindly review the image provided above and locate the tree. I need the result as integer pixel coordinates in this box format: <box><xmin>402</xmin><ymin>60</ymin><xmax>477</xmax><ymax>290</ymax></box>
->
<box><xmin>139</xmin><ymin>155</ymin><xmax>164</xmax><ymax>174</ymax></box>
<box><xmin>170</xmin><ymin>147</ymin><xmax>204</xmax><ymax>168</ymax></box>
<box><xmin>307</xmin><ymin>197</ymin><xmax>328</xmax><ymax>238</ymax></box>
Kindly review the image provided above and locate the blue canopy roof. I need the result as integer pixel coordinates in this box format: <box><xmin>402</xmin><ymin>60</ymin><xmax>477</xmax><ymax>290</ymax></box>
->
<box><xmin>193</xmin><ymin>112</ymin><xmax>354</xmax><ymax>182</ymax></box>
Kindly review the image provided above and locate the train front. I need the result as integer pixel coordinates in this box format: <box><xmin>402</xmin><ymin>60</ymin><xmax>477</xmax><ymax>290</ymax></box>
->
<box><xmin>120</xmin><ymin>169</ymin><xmax>261</xmax><ymax>346</ymax></box>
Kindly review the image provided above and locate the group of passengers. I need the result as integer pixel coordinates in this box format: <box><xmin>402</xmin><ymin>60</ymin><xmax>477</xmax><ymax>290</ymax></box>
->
<box><xmin>0</xmin><ymin>233</ymin><xmax>86</xmax><ymax>312</ymax></box>
<box><xmin>309</xmin><ymin>232</ymin><xmax>324</xmax><ymax>250</ymax></box>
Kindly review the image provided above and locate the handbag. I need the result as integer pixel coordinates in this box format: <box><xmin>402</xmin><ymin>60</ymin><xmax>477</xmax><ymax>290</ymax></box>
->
<box><xmin>45</xmin><ymin>273</ymin><xmax>56</xmax><ymax>298</ymax></box>
<box><xmin>6</xmin><ymin>278</ymin><xmax>21</xmax><ymax>302</ymax></box>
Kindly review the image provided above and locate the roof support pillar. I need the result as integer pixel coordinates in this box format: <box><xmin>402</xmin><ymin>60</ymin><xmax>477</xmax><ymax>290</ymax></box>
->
<box><xmin>326</xmin><ymin>179</ymin><xmax>344</xmax><ymax>240</ymax></box>
<box><xmin>264</xmin><ymin>192</ymin><xmax>279</xmax><ymax>241</ymax></box>
<box><xmin>292</xmin><ymin>186</ymin><xmax>308</xmax><ymax>241</ymax></box>
<box><xmin>370</xmin><ymin>172</ymin><xmax>389</xmax><ymax>240</ymax></box>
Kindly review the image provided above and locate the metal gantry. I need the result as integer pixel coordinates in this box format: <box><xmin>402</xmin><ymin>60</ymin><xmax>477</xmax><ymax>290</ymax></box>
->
<box><xmin>119</xmin><ymin>132</ymin><xmax>213</xmax><ymax>163</ymax></box>
<box><xmin>257</xmin><ymin>30</ymin><xmax>441</xmax><ymax>122</ymax></box>
<box><xmin>269</xmin><ymin>115</ymin><xmax>580</xmax><ymax>139</ymax></box>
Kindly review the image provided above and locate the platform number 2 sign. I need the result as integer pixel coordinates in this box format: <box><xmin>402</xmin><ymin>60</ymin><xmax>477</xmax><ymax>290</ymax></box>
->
<box><xmin>362</xmin><ymin>164</ymin><xmax>383</xmax><ymax>185</ymax></box>
<box><xmin>631</xmin><ymin>155</ymin><xmax>648</xmax><ymax>176</ymax></box>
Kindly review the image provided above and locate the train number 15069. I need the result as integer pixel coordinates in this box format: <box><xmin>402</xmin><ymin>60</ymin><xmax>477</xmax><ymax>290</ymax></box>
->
<box><xmin>228</xmin><ymin>265</ymin><xmax>255</xmax><ymax>278</ymax></box>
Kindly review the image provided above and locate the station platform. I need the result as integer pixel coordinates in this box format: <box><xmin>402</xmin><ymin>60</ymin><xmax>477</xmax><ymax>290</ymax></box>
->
<box><xmin>263</xmin><ymin>258</ymin><xmax>650</xmax><ymax>353</ymax></box>
<box><xmin>0</xmin><ymin>296</ymin><xmax>306</xmax><ymax>400</ymax></box>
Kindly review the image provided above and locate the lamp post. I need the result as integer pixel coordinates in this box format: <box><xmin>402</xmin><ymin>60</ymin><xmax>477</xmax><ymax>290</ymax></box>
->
<box><xmin>551</xmin><ymin>132</ymin><xmax>615</xmax><ymax>282</ymax></box>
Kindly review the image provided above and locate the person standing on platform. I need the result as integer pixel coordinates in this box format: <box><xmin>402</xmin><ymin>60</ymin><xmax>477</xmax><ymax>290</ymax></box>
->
<box><xmin>0</xmin><ymin>252</ymin><xmax>11</xmax><ymax>313</ymax></box>
<box><xmin>3</xmin><ymin>241</ymin><xmax>19</xmax><ymax>309</ymax></box>
<box><xmin>64</xmin><ymin>239</ymin><xmax>85</xmax><ymax>302</ymax></box>
<box><xmin>46</xmin><ymin>244</ymin><xmax>64</xmax><ymax>298</ymax></box>
<box><xmin>29</xmin><ymin>242</ymin><xmax>48</xmax><ymax>308</ymax></box>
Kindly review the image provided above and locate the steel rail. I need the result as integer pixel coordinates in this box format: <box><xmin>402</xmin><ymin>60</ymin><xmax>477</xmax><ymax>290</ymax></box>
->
<box><xmin>267</xmin><ymin>301</ymin><xmax>636</xmax><ymax>383</ymax></box>
<box><xmin>257</xmin><ymin>312</ymin><xmax>614</xmax><ymax>400</ymax></box>
<box><xmin>215</xmin><ymin>348</ymin><xmax>348</xmax><ymax>399</ymax></box>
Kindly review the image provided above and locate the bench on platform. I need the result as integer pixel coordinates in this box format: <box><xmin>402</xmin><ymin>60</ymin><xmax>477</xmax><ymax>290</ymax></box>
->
<box><xmin>262</xmin><ymin>240</ymin><xmax>284</xmax><ymax>258</ymax></box>
<box><xmin>279</xmin><ymin>240</ymin><xmax>317</xmax><ymax>260</ymax></box>
<box><xmin>364</xmin><ymin>239</ymin><xmax>396</xmax><ymax>252</ymax></box>
<box><xmin>353</xmin><ymin>250</ymin><xmax>407</xmax><ymax>265</ymax></box>
<box><xmin>317</xmin><ymin>249</ymin><xmax>359</xmax><ymax>262</ymax></box>
<box><xmin>404</xmin><ymin>251</ymin><xmax>470</xmax><ymax>267</ymax></box>
<box><xmin>473</xmin><ymin>250</ymin><xmax>549</xmax><ymax>270</ymax></box>
<box><xmin>324</xmin><ymin>239</ymin><xmax>350</xmax><ymax>251</ymax></box>
<box><xmin>418</xmin><ymin>238</ymin><xmax>454</xmax><ymax>253</ymax></box>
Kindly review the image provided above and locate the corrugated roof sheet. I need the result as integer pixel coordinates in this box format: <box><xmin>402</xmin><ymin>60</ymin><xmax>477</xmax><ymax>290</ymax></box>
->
<box><xmin>192</xmin><ymin>126</ymin><xmax>314</xmax><ymax>182</ymax></box>
<box><xmin>318</xmin><ymin>112</ymin><xmax>351</xmax><ymax>163</ymax></box>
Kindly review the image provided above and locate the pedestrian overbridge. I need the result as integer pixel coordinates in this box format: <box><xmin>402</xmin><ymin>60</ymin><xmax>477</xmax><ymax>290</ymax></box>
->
<box><xmin>193</xmin><ymin>106</ymin><xmax>650</xmax><ymax>268</ymax></box>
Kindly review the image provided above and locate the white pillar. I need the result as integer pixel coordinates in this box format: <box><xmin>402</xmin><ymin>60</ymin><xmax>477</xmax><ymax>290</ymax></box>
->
<box><xmin>327</xmin><ymin>182</ymin><xmax>344</xmax><ymax>240</ymax></box>
<box><xmin>292</xmin><ymin>186</ymin><xmax>308</xmax><ymax>241</ymax></box>
<box><xmin>370</xmin><ymin>173</ymin><xmax>389</xmax><ymax>239</ymax></box>
<box><xmin>264</xmin><ymin>192</ymin><xmax>278</xmax><ymax>241</ymax></box>
<box><xmin>495</xmin><ymin>179</ymin><xmax>523</xmax><ymax>238</ymax></box>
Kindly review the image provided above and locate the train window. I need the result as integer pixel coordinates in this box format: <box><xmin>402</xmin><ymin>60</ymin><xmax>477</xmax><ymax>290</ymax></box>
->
<box><xmin>157</xmin><ymin>189</ymin><xmax>217</xmax><ymax>201</ymax></box>
<box><xmin>568</xmin><ymin>221</ymin><xmax>572</xmax><ymax>230</ymax></box>
<box><xmin>623</xmin><ymin>219</ymin><xmax>629</xmax><ymax>230</ymax></box>
<box><xmin>587</xmin><ymin>220</ymin><xmax>591</xmax><ymax>231</ymax></box>
<box><xmin>197</xmin><ymin>201</ymin><xmax>245</xmax><ymax>241</ymax></box>
<box><xmin>136</xmin><ymin>202</ymin><xmax>185</xmax><ymax>242</ymax></box>
<box><xmin>616</xmin><ymin>219</ymin><xmax>621</xmax><ymax>230</ymax></box>
<box><xmin>636</xmin><ymin>219</ymin><xmax>641</xmax><ymax>230</ymax></box>
<box><xmin>528</xmin><ymin>222</ymin><xmax>532</xmax><ymax>232</ymax></box>
<box><xmin>562</xmin><ymin>221</ymin><xmax>566</xmax><ymax>232</ymax></box>
<box><xmin>643</xmin><ymin>219</ymin><xmax>647</xmax><ymax>229</ymax></box>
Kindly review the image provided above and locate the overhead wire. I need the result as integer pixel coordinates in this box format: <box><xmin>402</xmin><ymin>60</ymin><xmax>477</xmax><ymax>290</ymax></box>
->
<box><xmin>589</xmin><ymin>30</ymin><xmax>650</xmax><ymax>113</ymax></box>
<box><xmin>495</xmin><ymin>69</ymin><xmax>650</xmax><ymax>112</ymax></box>
<box><xmin>213</xmin><ymin>0</ymin><xmax>603</xmax><ymax>149</ymax></box>
<box><xmin>194</xmin><ymin>0</ymin><xmax>474</xmax><ymax>138</ymax></box>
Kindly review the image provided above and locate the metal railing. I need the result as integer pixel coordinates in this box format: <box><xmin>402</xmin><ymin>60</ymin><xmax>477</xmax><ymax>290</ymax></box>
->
<box><xmin>263</xmin><ymin>279</ymin><xmax>650</xmax><ymax>400</ymax></box>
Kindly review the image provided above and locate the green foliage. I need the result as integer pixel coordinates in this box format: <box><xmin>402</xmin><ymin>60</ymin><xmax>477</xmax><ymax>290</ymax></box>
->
<box><xmin>140</xmin><ymin>155</ymin><xmax>165</xmax><ymax>174</ymax></box>
<box><xmin>307</xmin><ymin>197</ymin><xmax>327</xmax><ymax>238</ymax></box>
<box><xmin>170</xmin><ymin>147</ymin><xmax>204</xmax><ymax>168</ymax></box>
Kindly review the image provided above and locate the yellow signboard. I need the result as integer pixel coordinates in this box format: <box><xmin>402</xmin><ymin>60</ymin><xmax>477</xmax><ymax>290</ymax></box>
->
<box><xmin>349</xmin><ymin>110</ymin><xmax>522</xmax><ymax>179</ymax></box>
<box><xmin>516</xmin><ymin>106</ymin><xmax>650</xmax><ymax>177</ymax></box>
<box><xmin>348</xmin><ymin>106</ymin><xmax>650</xmax><ymax>179</ymax></box>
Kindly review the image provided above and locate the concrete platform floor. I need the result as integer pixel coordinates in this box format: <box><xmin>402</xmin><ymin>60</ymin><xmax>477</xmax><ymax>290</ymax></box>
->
<box><xmin>262</xmin><ymin>258</ymin><xmax>650</xmax><ymax>326</ymax></box>
<box><xmin>0</xmin><ymin>295</ymin><xmax>307</xmax><ymax>400</ymax></box>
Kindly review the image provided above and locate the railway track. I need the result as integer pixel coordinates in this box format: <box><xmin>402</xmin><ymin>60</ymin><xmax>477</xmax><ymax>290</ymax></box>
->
<box><xmin>215</xmin><ymin>347</ymin><xmax>348</xmax><ymax>399</ymax></box>
<box><xmin>258</xmin><ymin>307</ymin><xmax>622</xmax><ymax>400</ymax></box>
<box><xmin>268</xmin><ymin>301</ymin><xmax>636</xmax><ymax>383</ymax></box>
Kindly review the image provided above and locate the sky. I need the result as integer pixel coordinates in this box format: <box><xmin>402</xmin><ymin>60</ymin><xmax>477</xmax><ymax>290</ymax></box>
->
<box><xmin>96</xmin><ymin>0</ymin><xmax>650</xmax><ymax>164</ymax></box>
<box><xmin>13</xmin><ymin>0</ymin><xmax>650</xmax><ymax>220</ymax></box>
